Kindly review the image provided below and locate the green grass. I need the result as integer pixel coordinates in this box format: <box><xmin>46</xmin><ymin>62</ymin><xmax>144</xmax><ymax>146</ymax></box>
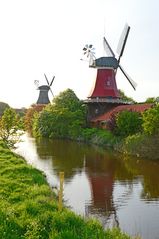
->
<box><xmin>0</xmin><ymin>140</ymin><xmax>131</xmax><ymax>239</ymax></box>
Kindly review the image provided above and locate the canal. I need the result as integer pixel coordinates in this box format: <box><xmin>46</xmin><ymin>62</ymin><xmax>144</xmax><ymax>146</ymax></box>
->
<box><xmin>15</xmin><ymin>134</ymin><xmax>159</xmax><ymax>239</ymax></box>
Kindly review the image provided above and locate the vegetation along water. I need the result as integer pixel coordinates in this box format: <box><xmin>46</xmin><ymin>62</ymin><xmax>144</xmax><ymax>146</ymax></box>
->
<box><xmin>0</xmin><ymin>88</ymin><xmax>159</xmax><ymax>238</ymax></box>
<box><xmin>25</xmin><ymin>89</ymin><xmax>159</xmax><ymax>160</ymax></box>
<box><xmin>0</xmin><ymin>140</ymin><xmax>132</xmax><ymax>239</ymax></box>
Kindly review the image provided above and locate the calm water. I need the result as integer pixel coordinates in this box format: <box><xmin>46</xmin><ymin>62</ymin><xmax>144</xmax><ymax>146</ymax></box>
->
<box><xmin>15</xmin><ymin>134</ymin><xmax>159</xmax><ymax>239</ymax></box>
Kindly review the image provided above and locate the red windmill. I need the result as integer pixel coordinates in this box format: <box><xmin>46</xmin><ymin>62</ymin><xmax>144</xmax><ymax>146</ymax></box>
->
<box><xmin>83</xmin><ymin>24</ymin><xmax>137</xmax><ymax>121</ymax></box>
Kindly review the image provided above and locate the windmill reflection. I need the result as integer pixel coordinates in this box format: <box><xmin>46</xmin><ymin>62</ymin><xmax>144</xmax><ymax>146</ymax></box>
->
<box><xmin>84</xmin><ymin>152</ymin><xmax>119</xmax><ymax>227</ymax></box>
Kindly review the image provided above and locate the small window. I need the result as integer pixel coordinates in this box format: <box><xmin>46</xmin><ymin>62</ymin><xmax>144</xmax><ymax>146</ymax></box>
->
<box><xmin>107</xmin><ymin>80</ymin><xmax>111</xmax><ymax>86</ymax></box>
<box><xmin>95</xmin><ymin>108</ymin><xmax>99</xmax><ymax>114</ymax></box>
<box><xmin>105</xmin><ymin>77</ymin><xmax>111</xmax><ymax>87</ymax></box>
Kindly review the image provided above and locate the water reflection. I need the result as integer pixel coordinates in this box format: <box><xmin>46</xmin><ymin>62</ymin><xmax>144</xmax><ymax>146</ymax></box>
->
<box><xmin>118</xmin><ymin>155</ymin><xmax>159</xmax><ymax>201</ymax></box>
<box><xmin>35</xmin><ymin>138</ymin><xmax>85</xmax><ymax>179</ymax></box>
<box><xmin>16</xmin><ymin>134</ymin><xmax>159</xmax><ymax>239</ymax></box>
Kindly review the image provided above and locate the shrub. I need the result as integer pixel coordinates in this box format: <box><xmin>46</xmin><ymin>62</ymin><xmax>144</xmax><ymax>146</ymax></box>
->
<box><xmin>81</xmin><ymin>128</ymin><xmax>116</xmax><ymax>146</ymax></box>
<box><xmin>142</xmin><ymin>104</ymin><xmax>159</xmax><ymax>135</ymax></box>
<box><xmin>115</xmin><ymin>110</ymin><xmax>143</xmax><ymax>137</ymax></box>
<box><xmin>0</xmin><ymin>108</ymin><xmax>23</xmax><ymax>148</ymax></box>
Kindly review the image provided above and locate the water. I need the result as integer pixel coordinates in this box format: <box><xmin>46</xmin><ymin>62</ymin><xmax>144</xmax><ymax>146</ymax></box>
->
<box><xmin>15</xmin><ymin>134</ymin><xmax>159</xmax><ymax>239</ymax></box>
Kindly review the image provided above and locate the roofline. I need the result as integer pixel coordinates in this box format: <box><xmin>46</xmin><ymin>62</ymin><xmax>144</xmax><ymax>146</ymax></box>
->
<box><xmin>83</xmin><ymin>98</ymin><xmax>133</xmax><ymax>104</ymax></box>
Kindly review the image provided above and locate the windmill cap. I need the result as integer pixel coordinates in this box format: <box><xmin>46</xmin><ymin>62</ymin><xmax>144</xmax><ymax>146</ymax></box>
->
<box><xmin>91</xmin><ymin>57</ymin><xmax>118</xmax><ymax>69</ymax></box>
<box><xmin>38</xmin><ymin>85</ymin><xmax>50</xmax><ymax>90</ymax></box>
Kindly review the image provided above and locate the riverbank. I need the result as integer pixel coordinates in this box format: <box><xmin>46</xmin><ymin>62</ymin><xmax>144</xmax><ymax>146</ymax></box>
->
<box><xmin>114</xmin><ymin>133</ymin><xmax>159</xmax><ymax>160</ymax></box>
<box><xmin>78</xmin><ymin>129</ymin><xmax>159</xmax><ymax>160</ymax></box>
<box><xmin>0</xmin><ymin>140</ymin><xmax>132</xmax><ymax>239</ymax></box>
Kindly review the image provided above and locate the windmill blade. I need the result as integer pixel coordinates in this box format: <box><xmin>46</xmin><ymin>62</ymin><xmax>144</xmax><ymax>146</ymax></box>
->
<box><xmin>49</xmin><ymin>87</ymin><xmax>54</xmax><ymax>97</ymax></box>
<box><xmin>117</xmin><ymin>24</ymin><xmax>130</xmax><ymax>63</ymax></box>
<box><xmin>82</xmin><ymin>44</ymin><xmax>96</xmax><ymax>59</ymax></box>
<box><xmin>44</xmin><ymin>73</ymin><xmax>50</xmax><ymax>85</ymax></box>
<box><xmin>34</xmin><ymin>80</ymin><xmax>39</xmax><ymax>87</ymax></box>
<box><xmin>50</xmin><ymin>76</ymin><xmax>55</xmax><ymax>86</ymax></box>
<box><xmin>119</xmin><ymin>65</ymin><xmax>137</xmax><ymax>90</ymax></box>
<box><xmin>103</xmin><ymin>37</ymin><xmax>115</xmax><ymax>57</ymax></box>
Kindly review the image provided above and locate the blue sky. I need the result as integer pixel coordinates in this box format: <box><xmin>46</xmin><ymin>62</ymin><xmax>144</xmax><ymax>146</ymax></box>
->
<box><xmin>0</xmin><ymin>0</ymin><xmax>159</xmax><ymax>108</ymax></box>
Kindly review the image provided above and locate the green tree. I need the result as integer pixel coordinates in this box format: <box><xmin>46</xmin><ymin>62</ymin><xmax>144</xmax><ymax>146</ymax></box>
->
<box><xmin>33</xmin><ymin>89</ymin><xmax>86</xmax><ymax>139</ymax></box>
<box><xmin>24</xmin><ymin>104</ymin><xmax>46</xmax><ymax>132</ymax></box>
<box><xmin>0</xmin><ymin>108</ymin><xmax>24</xmax><ymax>147</ymax></box>
<box><xmin>145</xmin><ymin>96</ymin><xmax>159</xmax><ymax>103</ymax></box>
<box><xmin>118</xmin><ymin>90</ymin><xmax>136</xmax><ymax>103</ymax></box>
<box><xmin>115</xmin><ymin>110</ymin><xmax>143</xmax><ymax>137</ymax></box>
<box><xmin>142</xmin><ymin>104</ymin><xmax>159</xmax><ymax>135</ymax></box>
<box><xmin>145</xmin><ymin>97</ymin><xmax>156</xmax><ymax>103</ymax></box>
<box><xmin>0</xmin><ymin>101</ymin><xmax>9</xmax><ymax>117</ymax></box>
<box><xmin>51</xmin><ymin>88</ymin><xmax>84</xmax><ymax>111</ymax></box>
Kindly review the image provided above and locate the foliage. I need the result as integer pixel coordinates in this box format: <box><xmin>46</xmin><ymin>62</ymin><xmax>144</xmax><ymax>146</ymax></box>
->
<box><xmin>115</xmin><ymin>110</ymin><xmax>143</xmax><ymax>137</ymax></box>
<box><xmin>14</xmin><ymin>107</ymin><xmax>27</xmax><ymax>117</ymax></box>
<box><xmin>81</xmin><ymin>127</ymin><xmax>117</xmax><ymax>146</ymax></box>
<box><xmin>0</xmin><ymin>142</ymin><xmax>131</xmax><ymax>239</ymax></box>
<box><xmin>0</xmin><ymin>101</ymin><xmax>10</xmax><ymax>117</ymax></box>
<box><xmin>119</xmin><ymin>90</ymin><xmax>136</xmax><ymax>103</ymax></box>
<box><xmin>145</xmin><ymin>97</ymin><xmax>156</xmax><ymax>103</ymax></box>
<box><xmin>52</xmin><ymin>88</ymin><xmax>82</xmax><ymax>111</ymax></box>
<box><xmin>33</xmin><ymin>110</ymin><xmax>56</xmax><ymax>138</ymax></box>
<box><xmin>121</xmin><ymin>133</ymin><xmax>159</xmax><ymax>160</ymax></box>
<box><xmin>32</xmin><ymin>89</ymin><xmax>86</xmax><ymax>139</ymax></box>
<box><xmin>106</xmin><ymin>113</ymin><xmax>117</xmax><ymax>133</ymax></box>
<box><xmin>0</xmin><ymin>108</ymin><xmax>23</xmax><ymax>148</ymax></box>
<box><xmin>145</xmin><ymin>97</ymin><xmax>159</xmax><ymax>103</ymax></box>
<box><xmin>142</xmin><ymin>104</ymin><xmax>159</xmax><ymax>135</ymax></box>
<box><xmin>24</xmin><ymin>104</ymin><xmax>46</xmax><ymax>132</ymax></box>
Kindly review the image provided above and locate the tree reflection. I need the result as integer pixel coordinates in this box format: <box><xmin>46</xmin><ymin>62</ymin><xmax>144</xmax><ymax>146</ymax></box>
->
<box><xmin>35</xmin><ymin>138</ymin><xmax>86</xmax><ymax>179</ymax></box>
<box><xmin>121</xmin><ymin>155</ymin><xmax>159</xmax><ymax>200</ymax></box>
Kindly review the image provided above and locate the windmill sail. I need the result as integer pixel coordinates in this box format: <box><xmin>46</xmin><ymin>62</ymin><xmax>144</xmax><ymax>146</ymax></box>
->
<box><xmin>117</xmin><ymin>24</ymin><xmax>130</xmax><ymax>63</ymax></box>
<box><xmin>50</xmin><ymin>76</ymin><xmax>55</xmax><ymax>86</ymax></box>
<box><xmin>119</xmin><ymin>65</ymin><xmax>137</xmax><ymax>90</ymax></box>
<box><xmin>103</xmin><ymin>37</ymin><xmax>115</xmax><ymax>57</ymax></box>
<box><xmin>44</xmin><ymin>73</ymin><xmax>50</xmax><ymax>85</ymax></box>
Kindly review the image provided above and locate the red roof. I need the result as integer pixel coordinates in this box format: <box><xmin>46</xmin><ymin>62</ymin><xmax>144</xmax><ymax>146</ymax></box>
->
<box><xmin>91</xmin><ymin>103</ymin><xmax>153</xmax><ymax>123</ymax></box>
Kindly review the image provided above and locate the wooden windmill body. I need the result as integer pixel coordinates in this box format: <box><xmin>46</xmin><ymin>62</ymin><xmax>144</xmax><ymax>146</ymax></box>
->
<box><xmin>89</xmin><ymin>57</ymin><xmax>119</xmax><ymax>99</ymax></box>
<box><xmin>83</xmin><ymin>25</ymin><xmax>137</xmax><ymax>121</ymax></box>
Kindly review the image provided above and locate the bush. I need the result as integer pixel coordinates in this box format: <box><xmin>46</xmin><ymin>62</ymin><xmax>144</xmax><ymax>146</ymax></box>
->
<box><xmin>115</xmin><ymin>110</ymin><xmax>143</xmax><ymax>137</ymax></box>
<box><xmin>81</xmin><ymin>128</ymin><xmax>116</xmax><ymax>147</ymax></box>
<box><xmin>121</xmin><ymin>133</ymin><xmax>159</xmax><ymax>159</ymax></box>
<box><xmin>142</xmin><ymin>104</ymin><xmax>159</xmax><ymax>135</ymax></box>
<box><xmin>0</xmin><ymin>108</ymin><xmax>23</xmax><ymax>148</ymax></box>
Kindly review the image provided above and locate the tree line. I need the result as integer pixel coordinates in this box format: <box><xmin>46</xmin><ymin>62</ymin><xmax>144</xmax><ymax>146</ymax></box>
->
<box><xmin>0</xmin><ymin>89</ymin><xmax>159</xmax><ymax>159</ymax></box>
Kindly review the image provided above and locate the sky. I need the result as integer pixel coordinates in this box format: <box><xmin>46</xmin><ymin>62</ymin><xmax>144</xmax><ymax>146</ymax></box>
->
<box><xmin>0</xmin><ymin>0</ymin><xmax>159</xmax><ymax>108</ymax></box>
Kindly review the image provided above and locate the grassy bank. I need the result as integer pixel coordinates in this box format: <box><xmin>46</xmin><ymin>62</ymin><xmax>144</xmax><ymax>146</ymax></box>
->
<box><xmin>0</xmin><ymin>140</ymin><xmax>131</xmax><ymax>239</ymax></box>
<box><xmin>114</xmin><ymin>134</ymin><xmax>159</xmax><ymax>160</ymax></box>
